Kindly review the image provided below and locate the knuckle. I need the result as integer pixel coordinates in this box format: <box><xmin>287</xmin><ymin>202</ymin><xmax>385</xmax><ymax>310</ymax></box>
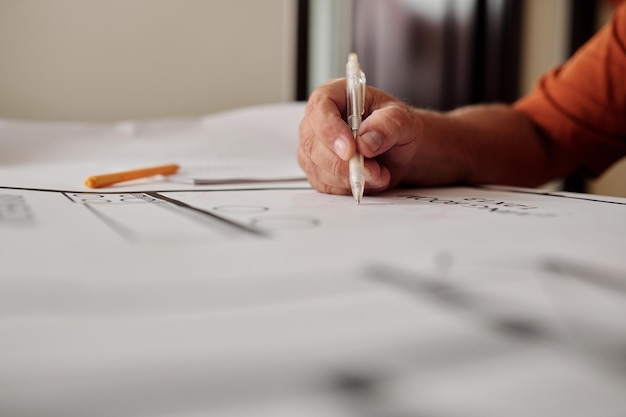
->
<box><xmin>318</xmin><ymin>183</ymin><xmax>333</xmax><ymax>194</ymax></box>
<box><xmin>304</xmin><ymin>94</ymin><xmax>320</xmax><ymax>116</ymax></box>
<box><xmin>327</xmin><ymin>154</ymin><xmax>345</xmax><ymax>177</ymax></box>
<box><xmin>298</xmin><ymin>124</ymin><xmax>316</xmax><ymax>157</ymax></box>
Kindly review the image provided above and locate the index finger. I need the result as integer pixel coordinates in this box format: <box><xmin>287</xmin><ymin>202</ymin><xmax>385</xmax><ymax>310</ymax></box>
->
<box><xmin>303</xmin><ymin>79</ymin><xmax>356</xmax><ymax>161</ymax></box>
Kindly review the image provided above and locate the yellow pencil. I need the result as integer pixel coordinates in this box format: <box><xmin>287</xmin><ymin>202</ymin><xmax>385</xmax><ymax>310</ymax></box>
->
<box><xmin>84</xmin><ymin>163</ymin><xmax>180</xmax><ymax>188</ymax></box>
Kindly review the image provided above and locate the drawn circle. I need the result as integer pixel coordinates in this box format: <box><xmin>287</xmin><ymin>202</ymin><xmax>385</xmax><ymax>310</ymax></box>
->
<box><xmin>251</xmin><ymin>215</ymin><xmax>319</xmax><ymax>231</ymax></box>
<box><xmin>212</xmin><ymin>205</ymin><xmax>269</xmax><ymax>214</ymax></box>
<box><xmin>71</xmin><ymin>193</ymin><xmax>112</xmax><ymax>204</ymax></box>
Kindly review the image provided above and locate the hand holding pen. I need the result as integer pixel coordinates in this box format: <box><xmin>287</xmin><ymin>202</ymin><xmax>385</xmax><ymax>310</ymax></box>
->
<box><xmin>346</xmin><ymin>53</ymin><xmax>366</xmax><ymax>204</ymax></box>
<box><xmin>298</xmin><ymin>60</ymin><xmax>436</xmax><ymax>197</ymax></box>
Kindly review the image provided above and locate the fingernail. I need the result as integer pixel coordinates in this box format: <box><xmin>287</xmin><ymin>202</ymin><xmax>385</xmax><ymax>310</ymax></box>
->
<box><xmin>360</xmin><ymin>131</ymin><xmax>383</xmax><ymax>153</ymax></box>
<box><xmin>333</xmin><ymin>138</ymin><xmax>347</xmax><ymax>159</ymax></box>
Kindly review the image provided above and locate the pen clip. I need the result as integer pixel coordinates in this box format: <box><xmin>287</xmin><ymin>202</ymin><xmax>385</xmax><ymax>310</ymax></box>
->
<box><xmin>346</xmin><ymin>53</ymin><xmax>366</xmax><ymax>131</ymax></box>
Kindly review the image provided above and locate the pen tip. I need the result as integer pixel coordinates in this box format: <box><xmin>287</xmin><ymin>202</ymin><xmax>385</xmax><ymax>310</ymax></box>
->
<box><xmin>351</xmin><ymin>182</ymin><xmax>364</xmax><ymax>205</ymax></box>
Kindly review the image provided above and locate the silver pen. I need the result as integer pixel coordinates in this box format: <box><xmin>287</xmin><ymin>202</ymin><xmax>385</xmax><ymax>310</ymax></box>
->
<box><xmin>346</xmin><ymin>53</ymin><xmax>366</xmax><ymax>204</ymax></box>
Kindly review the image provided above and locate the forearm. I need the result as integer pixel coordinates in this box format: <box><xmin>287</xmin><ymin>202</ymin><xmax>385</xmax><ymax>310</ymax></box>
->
<box><xmin>427</xmin><ymin>104</ymin><xmax>577</xmax><ymax>187</ymax></box>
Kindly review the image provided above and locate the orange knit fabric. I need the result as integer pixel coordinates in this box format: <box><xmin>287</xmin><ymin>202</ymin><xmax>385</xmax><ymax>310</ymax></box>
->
<box><xmin>514</xmin><ymin>3</ymin><xmax>626</xmax><ymax>177</ymax></box>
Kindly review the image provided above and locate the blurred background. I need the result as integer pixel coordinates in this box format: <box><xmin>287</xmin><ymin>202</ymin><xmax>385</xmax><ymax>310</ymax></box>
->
<box><xmin>0</xmin><ymin>0</ymin><xmax>623</xmax><ymax>196</ymax></box>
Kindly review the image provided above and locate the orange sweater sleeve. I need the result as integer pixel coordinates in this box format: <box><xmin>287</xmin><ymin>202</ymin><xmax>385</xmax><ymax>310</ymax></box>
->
<box><xmin>513</xmin><ymin>3</ymin><xmax>626</xmax><ymax>177</ymax></box>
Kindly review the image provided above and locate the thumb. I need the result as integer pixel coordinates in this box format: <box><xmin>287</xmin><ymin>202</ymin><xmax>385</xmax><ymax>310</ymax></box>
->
<box><xmin>357</xmin><ymin>103</ymin><xmax>418</xmax><ymax>158</ymax></box>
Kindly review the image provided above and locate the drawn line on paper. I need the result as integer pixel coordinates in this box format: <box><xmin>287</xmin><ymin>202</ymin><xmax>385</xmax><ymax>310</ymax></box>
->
<box><xmin>65</xmin><ymin>192</ymin><xmax>161</xmax><ymax>204</ymax></box>
<box><xmin>250</xmin><ymin>215</ymin><xmax>320</xmax><ymax>231</ymax></box>
<box><xmin>366</xmin><ymin>263</ymin><xmax>626</xmax><ymax>372</ymax></box>
<box><xmin>0</xmin><ymin>194</ymin><xmax>35</xmax><ymax>224</ymax></box>
<box><xmin>212</xmin><ymin>205</ymin><xmax>269</xmax><ymax>214</ymax></box>
<box><xmin>542</xmin><ymin>257</ymin><xmax>626</xmax><ymax>296</ymax></box>
<box><xmin>146</xmin><ymin>192</ymin><xmax>268</xmax><ymax>237</ymax></box>
<box><xmin>0</xmin><ymin>185</ymin><xmax>313</xmax><ymax>194</ymax></box>
<box><xmin>480</xmin><ymin>186</ymin><xmax>626</xmax><ymax>206</ymax></box>
<box><xmin>210</xmin><ymin>205</ymin><xmax>320</xmax><ymax>231</ymax></box>
<box><xmin>540</xmin><ymin>258</ymin><xmax>626</xmax><ymax>369</ymax></box>
<box><xmin>364</xmin><ymin>264</ymin><xmax>552</xmax><ymax>342</ymax></box>
<box><xmin>83</xmin><ymin>204</ymin><xmax>136</xmax><ymax>241</ymax></box>
<box><xmin>397</xmin><ymin>194</ymin><xmax>557</xmax><ymax>217</ymax></box>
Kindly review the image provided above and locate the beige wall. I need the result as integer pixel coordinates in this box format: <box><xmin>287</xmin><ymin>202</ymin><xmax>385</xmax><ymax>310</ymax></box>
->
<box><xmin>0</xmin><ymin>0</ymin><xmax>296</xmax><ymax>121</ymax></box>
<box><xmin>1</xmin><ymin>0</ymin><xmax>623</xmax><ymax>196</ymax></box>
<box><xmin>519</xmin><ymin>0</ymin><xmax>569</xmax><ymax>97</ymax></box>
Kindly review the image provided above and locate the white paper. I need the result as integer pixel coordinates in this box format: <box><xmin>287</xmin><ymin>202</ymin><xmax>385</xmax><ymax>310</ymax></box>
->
<box><xmin>168</xmin><ymin>159</ymin><xmax>306</xmax><ymax>184</ymax></box>
<box><xmin>1</xmin><ymin>103</ymin><xmax>626</xmax><ymax>417</ymax></box>
<box><xmin>0</xmin><ymin>102</ymin><xmax>306</xmax><ymax>191</ymax></box>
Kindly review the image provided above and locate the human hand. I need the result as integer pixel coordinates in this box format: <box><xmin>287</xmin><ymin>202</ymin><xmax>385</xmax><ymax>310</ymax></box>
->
<box><xmin>298</xmin><ymin>79</ymin><xmax>413</xmax><ymax>195</ymax></box>
<box><xmin>299</xmin><ymin>78</ymin><xmax>469</xmax><ymax>195</ymax></box>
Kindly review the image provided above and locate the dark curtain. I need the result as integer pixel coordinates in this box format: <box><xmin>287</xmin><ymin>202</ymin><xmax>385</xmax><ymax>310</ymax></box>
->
<box><xmin>352</xmin><ymin>0</ymin><xmax>522</xmax><ymax>110</ymax></box>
